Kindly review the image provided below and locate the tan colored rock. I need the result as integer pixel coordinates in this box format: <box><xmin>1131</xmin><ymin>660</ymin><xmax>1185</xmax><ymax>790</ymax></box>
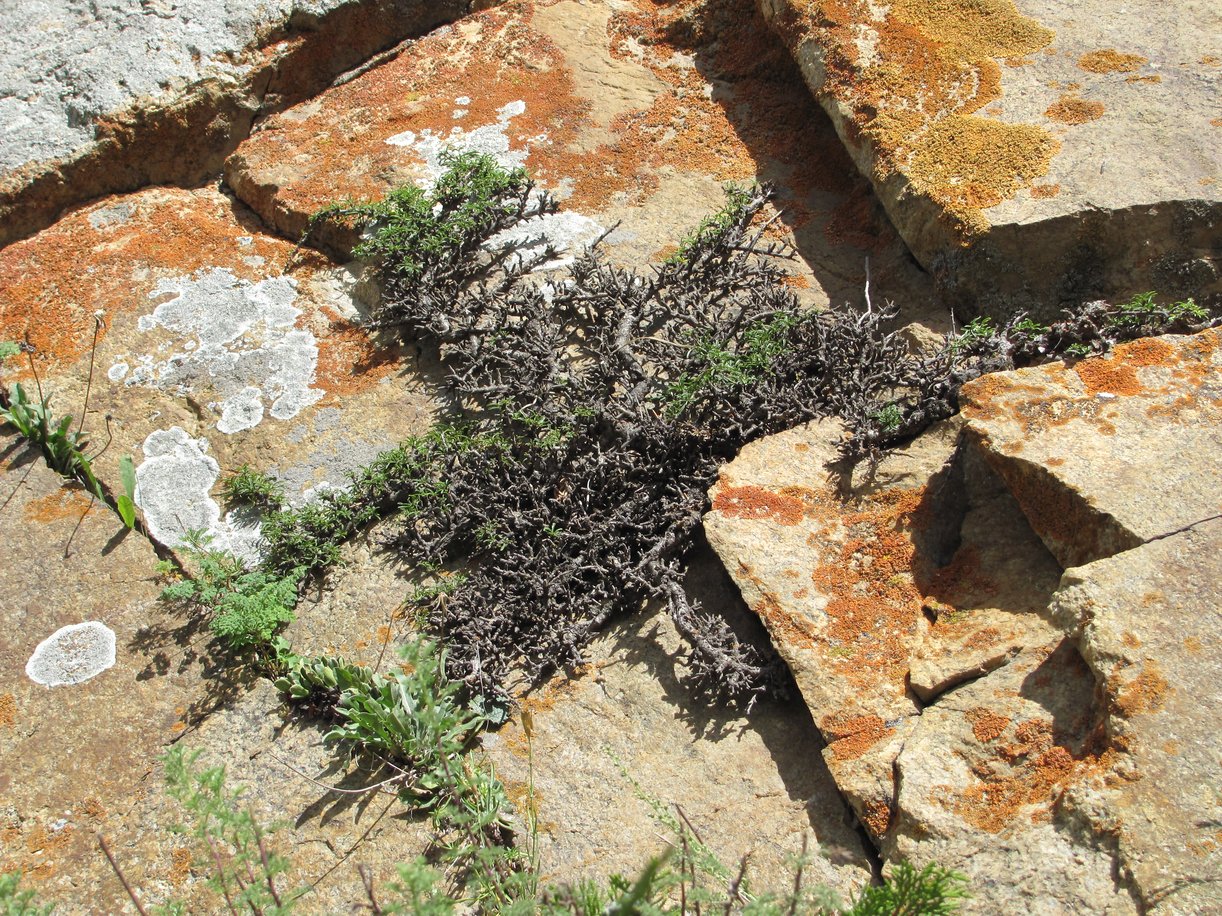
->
<box><xmin>0</xmin><ymin>432</ymin><xmax>206</xmax><ymax>910</ymax></box>
<box><xmin>759</xmin><ymin>0</ymin><xmax>1222</xmax><ymax>317</ymax></box>
<box><xmin>0</xmin><ymin>186</ymin><xmax>438</xmax><ymax>556</ymax></box>
<box><xmin>960</xmin><ymin>329</ymin><xmax>1222</xmax><ymax>568</ymax></box>
<box><xmin>485</xmin><ymin>599</ymin><xmax>873</xmax><ymax>898</ymax></box>
<box><xmin>224</xmin><ymin>0</ymin><xmax>936</xmax><ymax>314</ymax></box>
<box><xmin>1053</xmin><ymin>518</ymin><xmax>1222</xmax><ymax>914</ymax></box>
<box><xmin>889</xmin><ymin>641</ymin><xmax>1138</xmax><ymax>914</ymax></box>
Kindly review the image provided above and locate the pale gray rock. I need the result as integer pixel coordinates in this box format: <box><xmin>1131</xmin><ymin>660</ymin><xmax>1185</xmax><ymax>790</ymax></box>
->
<box><xmin>1053</xmin><ymin>519</ymin><xmax>1222</xmax><ymax>915</ymax></box>
<box><xmin>0</xmin><ymin>0</ymin><xmax>476</xmax><ymax>247</ymax></box>
<box><xmin>758</xmin><ymin>0</ymin><xmax>1222</xmax><ymax>317</ymax></box>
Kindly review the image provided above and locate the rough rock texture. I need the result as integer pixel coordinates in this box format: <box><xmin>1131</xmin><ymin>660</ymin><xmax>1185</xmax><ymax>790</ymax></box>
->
<box><xmin>0</xmin><ymin>0</ymin><xmax>478</xmax><ymax>248</ymax></box>
<box><xmin>960</xmin><ymin>329</ymin><xmax>1222</xmax><ymax>568</ymax></box>
<box><xmin>0</xmin><ymin>185</ymin><xmax>438</xmax><ymax>556</ymax></box>
<box><xmin>758</xmin><ymin>0</ymin><xmax>1222</xmax><ymax>317</ymax></box>
<box><xmin>703</xmin><ymin>414</ymin><xmax>1066</xmax><ymax>852</ymax></box>
<box><xmin>0</xmin><ymin>432</ymin><xmax>205</xmax><ymax>911</ymax></box>
<box><xmin>224</xmin><ymin>0</ymin><xmax>939</xmax><ymax>315</ymax></box>
<box><xmin>706</xmin><ymin>330</ymin><xmax>1222</xmax><ymax>911</ymax></box>
<box><xmin>485</xmin><ymin>570</ymin><xmax>873</xmax><ymax>897</ymax></box>
<box><xmin>1053</xmin><ymin>519</ymin><xmax>1222</xmax><ymax>915</ymax></box>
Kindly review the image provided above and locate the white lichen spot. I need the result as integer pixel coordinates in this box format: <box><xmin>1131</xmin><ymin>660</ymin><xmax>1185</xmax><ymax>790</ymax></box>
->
<box><xmin>134</xmin><ymin>427</ymin><xmax>262</xmax><ymax>564</ymax></box>
<box><xmin>384</xmin><ymin>99</ymin><xmax>539</xmax><ymax>187</ymax></box>
<box><xmin>26</xmin><ymin>622</ymin><xmax>116</xmax><ymax>687</ymax></box>
<box><xmin>487</xmin><ymin>210</ymin><xmax>606</xmax><ymax>271</ymax></box>
<box><xmin>455</xmin><ymin>96</ymin><xmax>471</xmax><ymax>105</ymax></box>
<box><xmin>107</xmin><ymin>361</ymin><xmax>129</xmax><ymax>381</ymax></box>
<box><xmin>217</xmin><ymin>386</ymin><xmax>265</xmax><ymax>434</ymax></box>
<box><xmin>122</xmin><ymin>268</ymin><xmax>322</xmax><ymax>432</ymax></box>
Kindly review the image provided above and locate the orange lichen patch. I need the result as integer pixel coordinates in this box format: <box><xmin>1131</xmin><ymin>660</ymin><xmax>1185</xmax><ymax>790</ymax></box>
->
<box><xmin>80</xmin><ymin>797</ymin><xmax>106</xmax><ymax>820</ymax></box>
<box><xmin>907</xmin><ymin>116</ymin><xmax>1060</xmax><ymax>224</ymax></box>
<box><xmin>313</xmin><ymin>321</ymin><xmax>403</xmax><ymax>399</ymax></box>
<box><xmin>22</xmin><ymin>484</ymin><xmax>95</xmax><ymax>524</ymax></box>
<box><xmin>1004</xmin><ymin>57</ymin><xmax>1034</xmax><ymax>67</ymax></box>
<box><xmin>1077</xmin><ymin>49</ymin><xmax>1147</xmax><ymax>74</ymax></box>
<box><xmin>1030</xmin><ymin>183</ymin><xmax>1060</xmax><ymax>198</ymax></box>
<box><xmin>1213</xmin><ymin>118</ymin><xmax>1222</xmax><ymax>127</ymax></box>
<box><xmin>1124</xmin><ymin>74</ymin><xmax>1161</xmax><ymax>84</ymax></box>
<box><xmin>752</xmin><ymin>588</ymin><xmax>822</xmax><ymax>653</ymax></box>
<box><xmin>959</xmin><ymin>373</ymin><xmax>1050</xmax><ymax>422</ymax></box>
<box><xmin>811</xmin><ymin>486</ymin><xmax>928</xmax><ymax>687</ymax></box>
<box><xmin>713</xmin><ymin>484</ymin><xmax>807</xmax><ymax>526</ymax></box>
<box><xmin>860</xmin><ymin>799</ymin><xmax>892</xmax><ymax>836</ymax></box>
<box><xmin>1045</xmin><ymin>95</ymin><xmax>1105</xmax><ymax>125</ymax></box>
<box><xmin>1120</xmin><ymin>631</ymin><xmax>1141</xmax><ymax>649</ymax></box>
<box><xmin>18</xmin><ymin>822</ymin><xmax>75</xmax><ymax>879</ymax></box>
<box><xmin>951</xmin><ymin>744</ymin><xmax>1079</xmax><ymax>832</ymax></box>
<box><xmin>823</xmin><ymin>713</ymin><xmax>890</xmax><ymax>761</ymax></box>
<box><xmin>0</xmin><ymin>188</ymin><xmax>302</xmax><ymax>374</ymax></box>
<box><xmin>786</xmin><ymin>0</ymin><xmax>1057</xmax><ymax>234</ymax></box>
<box><xmin>169</xmin><ymin>847</ymin><xmax>193</xmax><ymax>885</ymax></box>
<box><xmin>1163</xmin><ymin>739</ymin><xmax>1182</xmax><ymax>756</ymax></box>
<box><xmin>919</xmin><ymin>545</ymin><xmax>999</xmax><ymax>620</ymax></box>
<box><xmin>0</xmin><ymin>693</ymin><xmax>14</xmax><ymax>729</ymax></box>
<box><xmin>1183</xmin><ymin>636</ymin><xmax>1203</xmax><ymax>655</ymax></box>
<box><xmin>1203</xmin><ymin>55</ymin><xmax>1221</xmax><ymax>66</ymax></box>
<box><xmin>967</xmin><ymin>707</ymin><xmax>1010</xmax><ymax>743</ymax></box>
<box><xmin>1074</xmin><ymin>354</ymin><xmax>1142</xmax><ymax>395</ymax></box>
<box><xmin>1113</xmin><ymin>336</ymin><xmax>1176</xmax><ymax>367</ymax></box>
<box><xmin>1113</xmin><ymin>661</ymin><xmax>1170</xmax><ymax>717</ymax></box>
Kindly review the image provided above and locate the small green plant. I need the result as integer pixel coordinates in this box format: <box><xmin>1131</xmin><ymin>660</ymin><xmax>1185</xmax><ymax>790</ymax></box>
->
<box><xmin>949</xmin><ymin>316</ymin><xmax>998</xmax><ymax>354</ymax></box>
<box><xmin>160</xmin><ymin>746</ymin><xmax>302</xmax><ymax>914</ymax></box>
<box><xmin>0</xmin><ymin>382</ymin><xmax>105</xmax><ymax>499</ymax></box>
<box><xmin>1107</xmin><ymin>290</ymin><xmax>1207</xmax><ymax>331</ymax></box>
<box><xmin>160</xmin><ymin>531</ymin><xmax>303</xmax><ymax>656</ymax></box>
<box><xmin>1009</xmin><ymin>317</ymin><xmax>1048</xmax><ymax>338</ymax></box>
<box><xmin>870</xmin><ymin>402</ymin><xmax>904</xmax><ymax>434</ymax></box>
<box><xmin>665</xmin><ymin>183</ymin><xmax>754</xmax><ymax>265</ymax></box>
<box><xmin>0</xmin><ymin>871</ymin><xmax>52</xmax><ymax>916</ymax></box>
<box><xmin>0</xmin><ymin>341</ymin><xmax>19</xmax><ymax>363</ymax></box>
<box><xmin>116</xmin><ymin>454</ymin><xmax>138</xmax><ymax>529</ymax></box>
<box><xmin>1065</xmin><ymin>342</ymin><xmax>1093</xmax><ymax>358</ymax></box>
<box><xmin>220</xmin><ymin>464</ymin><xmax>285</xmax><ymax>512</ymax></box>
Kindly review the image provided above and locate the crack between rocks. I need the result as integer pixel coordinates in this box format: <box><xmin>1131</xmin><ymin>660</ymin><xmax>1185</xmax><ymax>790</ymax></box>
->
<box><xmin>1145</xmin><ymin>512</ymin><xmax>1222</xmax><ymax>544</ymax></box>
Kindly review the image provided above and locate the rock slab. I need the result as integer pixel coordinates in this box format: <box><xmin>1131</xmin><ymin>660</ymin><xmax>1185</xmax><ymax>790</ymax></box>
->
<box><xmin>758</xmin><ymin>0</ymin><xmax>1222</xmax><ymax>316</ymax></box>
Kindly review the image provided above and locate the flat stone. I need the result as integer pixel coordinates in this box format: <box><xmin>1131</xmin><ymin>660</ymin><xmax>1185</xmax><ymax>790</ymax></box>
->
<box><xmin>758</xmin><ymin>0</ymin><xmax>1222</xmax><ymax>317</ymax></box>
<box><xmin>225</xmin><ymin>0</ymin><xmax>938</xmax><ymax>316</ymax></box>
<box><xmin>889</xmin><ymin>640</ymin><xmax>1139</xmax><ymax>915</ymax></box>
<box><xmin>1053</xmin><ymin>518</ymin><xmax>1222</xmax><ymax>914</ymax></box>
<box><xmin>960</xmin><ymin>329</ymin><xmax>1222</xmax><ymax>568</ymax></box>
<box><xmin>0</xmin><ymin>186</ymin><xmax>438</xmax><ymax>555</ymax></box>
<box><xmin>485</xmin><ymin>598</ymin><xmax>873</xmax><ymax>899</ymax></box>
<box><xmin>704</xmin><ymin>415</ymin><xmax>1073</xmax><ymax>852</ymax></box>
<box><xmin>703</xmin><ymin>417</ymin><xmax>954</xmax><ymax>838</ymax></box>
<box><xmin>0</xmin><ymin>0</ymin><xmax>477</xmax><ymax>247</ymax></box>
<box><xmin>0</xmin><ymin>432</ymin><xmax>207</xmax><ymax>909</ymax></box>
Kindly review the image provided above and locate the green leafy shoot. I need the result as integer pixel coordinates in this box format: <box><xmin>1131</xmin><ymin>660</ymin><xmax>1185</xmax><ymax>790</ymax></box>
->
<box><xmin>220</xmin><ymin>464</ymin><xmax>286</xmax><ymax>512</ymax></box>
<box><xmin>665</xmin><ymin>183</ymin><xmax>754</xmax><ymax>266</ymax></box>
<box><xmin>665</xmin><ymin>313</ymin><xmax>801</xmax><ymax>418</ymax></box>
<box><xmin>116</xmin><ymin>455</ymin><xmax>138</xmax><ymax>529</ymax></box>
<box><xmin>0</xmin><ymin>341</ymin><xmax>19</xmax><ymax>363</ymax></box>
<box><xmin>0</xmin><ymin>871</ymin><xmax>52</xmax><ymax>916</ymax></box>
<box><xmin>160</xmin><ymin>530</ymin><xmax>303</xmax><ymax>656</ymax></box>
<box><xmin>870</xmin><ymin>401</ymin><xmax>904</xmax><ymax>434</ymax></box>
<box><xmin>1107</xmin><ymin>291</ymin><xmax>1208</xmax><ymax>331</ymax></box>
<box><xmin>161</xmin><ymin>746</ymin><xmax>302</xmax><ymax>915</ymax></box>
<box><xmin>0</xmin><ymin>382</ymin><xmax>105</xmax><ymax>501</ymax></box>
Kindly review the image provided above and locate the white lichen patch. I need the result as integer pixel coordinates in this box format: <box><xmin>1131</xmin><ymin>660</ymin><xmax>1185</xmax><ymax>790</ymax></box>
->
<box><xmin>114</xmin><ymin>267</ymin><xmax>322</xmax><ymax>432</ymax></box>
<box><xmin>26</xmin><ymin>622</ymin><xmax>116</xmax><ymax>687</ymax></box>
<box><xmin>134</xmin><ymin>427</ymin><xmax>261</xmax><ymax>563</ymax></box>
<box><xmin>385</xmin><ymin>99</ymin><xmax>605</xmax><ymax>270</ymax></box>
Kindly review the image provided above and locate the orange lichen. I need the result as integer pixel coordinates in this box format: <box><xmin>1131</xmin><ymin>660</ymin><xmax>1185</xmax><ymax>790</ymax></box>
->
<box><xmin>1029</xmin><ymin>183</ymin><xmax>1060</xmax><ymax>198</ymax></box>
<box><xmin>1074</xmin><ymin>355</ymin><xmax>1142</xmax><ymax>395</ymax></box>
<box><xmin>1045</xmin><ymin>95</ymin><xmax>1105</xmax><ymax>124</ymax></box>
<box><xmin>313</xmin><ymin>321</ymin><xmax>403</xmax><ymax>399</ymax></box>
<box><xmin>1112</xmin><ymin>336</ymin><xmax>1175</xmax><ymax>367</ymax></box>
<box><xmin>169</xmin><ymin>847</ymin><xmax>193</xmax><ymax>885</ymax></box>
<box><xmin>21</xmin><ymin>485</ymin><xmax>95</xmax><ymax>523</ymax></box>
<box><xmin>713</xmin><ymin>484</ymin><xmax>808</xmax><ymax>526</ymax></box>
<box><xmin>1077</xmin><ymin>49</ymin><xmax>1147</xmax><ymax>74</ymax></box>
<box><xmin>967</xmin><ymin>707</ymin><xmax>1010</xmax><ymax>743</ymax></box>
<box><xmin>1183</xmin><ymin>636</ymin><xmax>1203</xmax><ymax>655</ymax></box>
<box><xmin>861</xmin><ymin>799</ymin><xmax>893</xmax><ymax>836</ymax></box>
<box><xmin>1124</xmin><ymin>74</ymin><xmax>1161</xmax><ymax>84</ymax></box>
<box><xmin>0</xmin><ymin>693</ymin><xmax>14</xmax><ymax>729</ymax></box>
<box><xmin>1113</xmin><ymin>661</ymin><xmax>1170</xmax><ymax>717</ymax></box>
<box><xmin>786</xmin><ymin>0</ymin><xmax>1057</xmax><ymax>234</ymax></box>
<box><xmin>823</xmin><ymin>713</ymin><xmax>890</xmax><ymax>761</ymax></box>
<box><xmin>0</xmin><ymin>188</ymin><xmax>303</xmax><ymax>374</ymax></box>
